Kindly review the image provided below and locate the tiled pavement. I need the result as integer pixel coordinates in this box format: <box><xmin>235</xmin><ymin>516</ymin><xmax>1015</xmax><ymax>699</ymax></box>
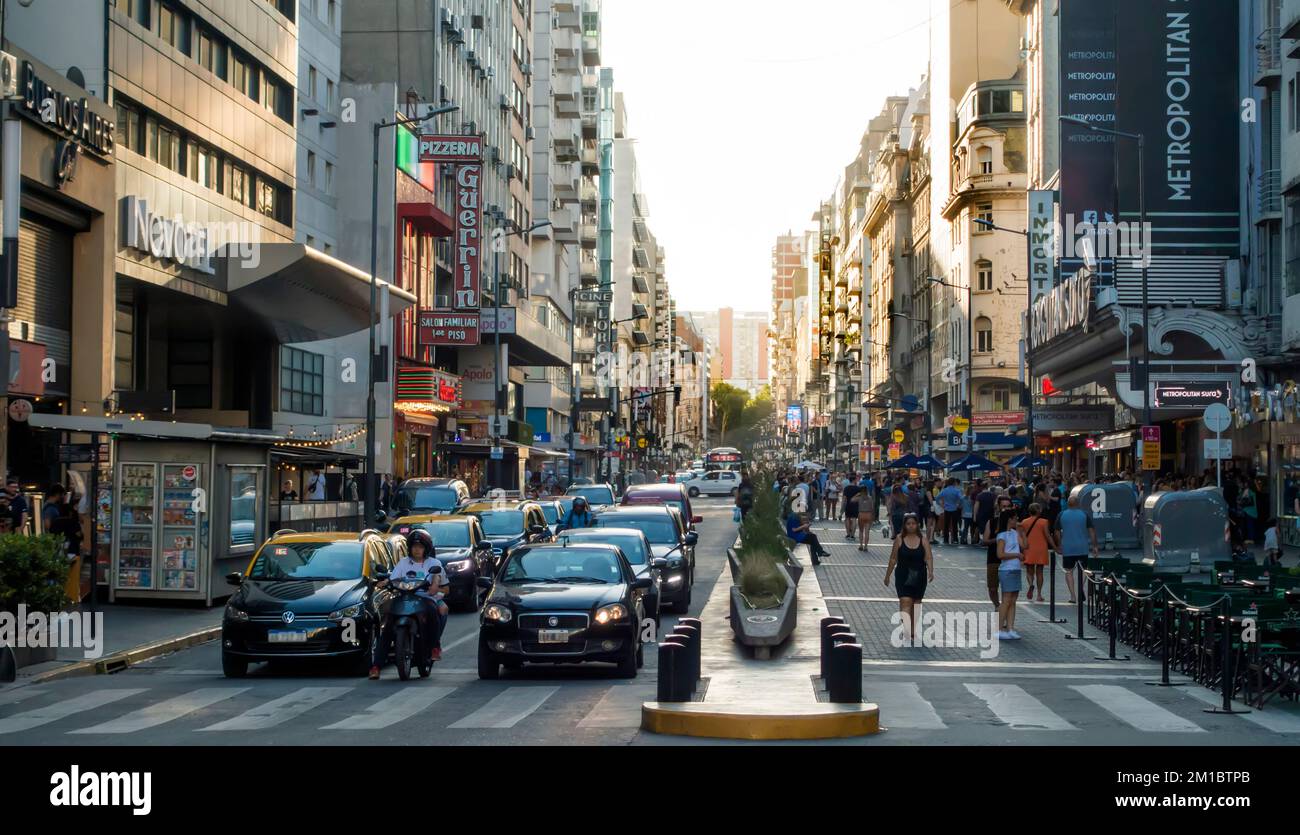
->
<box><xmin>809</xmin><ymin>517</ymin><xmax>1122</xmax><ymax>664</ymax></box>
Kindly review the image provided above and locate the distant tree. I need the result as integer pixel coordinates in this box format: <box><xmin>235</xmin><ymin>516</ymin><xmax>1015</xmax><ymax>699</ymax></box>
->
<box><xmin>710</xmin><ymin>382</ymin><xmax>749</xmax><ymax>444</ymax></box>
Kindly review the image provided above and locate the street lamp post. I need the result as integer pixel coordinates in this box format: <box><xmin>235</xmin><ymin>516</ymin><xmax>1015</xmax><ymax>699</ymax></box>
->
<box><xmin>365</xmin><ymin>103</ymin><xmax>457</xmax><ymax>526</ymax></box>
<box><xmin>1059</xmin><ymin>116</ymin><xmax>1150</xmax><ymax>489</ymax></box>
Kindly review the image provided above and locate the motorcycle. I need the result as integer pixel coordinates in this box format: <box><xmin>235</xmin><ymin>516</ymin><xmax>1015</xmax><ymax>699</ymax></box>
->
<box><xmin>377</xmin><ymin>570</ymin><xmax>438</xmax><ymax>681</ymax></box>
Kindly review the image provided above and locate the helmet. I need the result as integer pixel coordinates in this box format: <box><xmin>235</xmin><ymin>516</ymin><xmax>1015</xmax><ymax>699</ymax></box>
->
<box><xmin>405</xmin><ymin>528</ymin><xmax>435</xmax><ymax>558</ymax></box>
<box><xmin>573</xmin><ymin>496</ymin><xmax>588</xmax><ymax>509</ymax></box>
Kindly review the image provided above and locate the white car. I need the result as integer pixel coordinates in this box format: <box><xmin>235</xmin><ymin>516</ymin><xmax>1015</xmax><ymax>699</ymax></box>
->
<box><xmin>692</xmin><ymin>470</ymin><xmax>741</xmax><ymax>497</ymax></box>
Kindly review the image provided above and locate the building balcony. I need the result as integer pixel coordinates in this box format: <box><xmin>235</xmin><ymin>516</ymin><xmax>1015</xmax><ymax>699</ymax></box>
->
<box><xmin>553</xmin><ymin>27</ymin><xmax>578</xmax><ymax>56</ymax></box>
<box><xmin>583</xmin><ymin>35</ymin><xmax>601</xmax><ymax>65</ymax></box>
<box><xmin>581</xmin><ymin>145</ymin><xmax>599</xmax><ymax>172</ymax></box>
<box><xmin>580</xmin><ymin>224</ymin><xmax>598</xmax><ymax>247</ymax></box>
<box><xmin>633</xmin><ymin>273</ymin><xmax>650</xmax><ymax>295</ymax></box>
<box><xmin>581</xmin><ymin>181</ymin><xmax>598</xmax><ymax>209</ymax></box>
<box><xmin>1258</xmin><ymin>26</ymin><xmax>1282</xmax><ymax>82</ymax></box>
<box><xmin>580</xmin><ymin>252</ymin><xmax>598</xmax><ymax>283</ymax></box>
<box><xmin>574</xmin><ymin>334</ymin><xmax>597</xmax><ymax>357</ymax></box>
<box><xmin>955</xmin><ymin>80</ymin><xmax>1026</xmax><ymax>141</ymax></box>
<box><xmin>633</xmin><ymin>246</ymin><xmax>650</xmax><ymax>269</ymax></box>
<box><xmin>1259</xmin><ymin>167</ymin><xmax>1281</xmax><ymax>219</ymax></box>
<box><xmin>581</xmin><ymin>111</ymin><xmax>597</xmax><ymax>140</ymax></box>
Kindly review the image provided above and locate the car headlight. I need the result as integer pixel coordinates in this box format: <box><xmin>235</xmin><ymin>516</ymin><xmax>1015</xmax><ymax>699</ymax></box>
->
<box><xmin>664</xmin><ymin>574</ymin><xmax>684</xmax><ymax>586</ymax></box>
<box><xmin>445</xmin><ymin>559</ymin><xmax>472</xmax><ymax>572</ymax></box>
<box><xmin>328</xmin><ymin>603</ymin><xmax>363</xmax><ymax>622</ymax></box>
<box><xmin>594</xmin><ymin>604</ymin><xmax>629</xmax><ymax>624</ymax></box>
<box><xmin>484</xmin><ymin>604</ymin><xmax>513</xmax><ymax>623</ymax></box>
<box><xmin>225</xmin><ymin>601</ymin><xmax>249</xmax><ymax>622</ymax></box>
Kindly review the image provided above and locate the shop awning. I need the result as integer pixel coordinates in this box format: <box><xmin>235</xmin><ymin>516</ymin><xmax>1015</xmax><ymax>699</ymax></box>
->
<box><xmin>220</xmin><ymin>243</ymin><xmax>418</xmax><ymax>343</ymax></box>
<box><xmin>271</xmin><ymin>447</ymin><xmax>364</xmax><ymax>466</ymax></box>
<box><xmin>28</xmin><ymin>413</ymin><xmax>286</xmax><ymax>443</ymax></box>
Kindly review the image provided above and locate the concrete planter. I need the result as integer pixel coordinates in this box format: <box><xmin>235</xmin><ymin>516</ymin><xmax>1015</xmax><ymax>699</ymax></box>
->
<box><xmin>729</xmin><ymin>563</ymin><xmax>797</xmax><ymax>659</ymax></box>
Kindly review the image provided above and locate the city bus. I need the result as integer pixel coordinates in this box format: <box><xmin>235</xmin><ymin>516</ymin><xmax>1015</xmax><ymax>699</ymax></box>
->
<box><xmin>704</xmin><ymin>447</ymin><xmax>744</xmax><ymax>472</ymax></box>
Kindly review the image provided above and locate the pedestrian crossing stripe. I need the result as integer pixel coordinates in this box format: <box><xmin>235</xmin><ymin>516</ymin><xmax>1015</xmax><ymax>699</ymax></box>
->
<box><xmin>1</xmin><ymin>680</ymin><xmax>1297</xmax><ymax>737</ymax></box>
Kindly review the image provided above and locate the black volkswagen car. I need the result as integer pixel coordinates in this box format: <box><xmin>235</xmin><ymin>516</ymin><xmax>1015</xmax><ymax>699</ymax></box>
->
<box><xmin>220</xmin><ymin>531</ymin><xmax>393</xmax><ymax>677</ymax></box>
<box><xmin>476</xmin><ymin>543</ymin><xmax>653</xmax><ymax>679</ymax></box>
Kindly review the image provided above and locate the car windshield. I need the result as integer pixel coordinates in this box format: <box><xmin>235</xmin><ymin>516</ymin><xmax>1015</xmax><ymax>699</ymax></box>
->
<box><xmin>500</xmin><ymin>548</ymin><xmax>623</xmax><ymax>584</ymax></box>
<box><xmin>540</xmin><ymin>504</ymin><xmax>560</xmax><ymax>524</ymax></box>
<box><xmin>477</xmin><ymin>510</ymin><xmax>525</xmax><ymax>536</ymax></box>
<box><xmin>414</xmin><ymin>522</ymin><xmax>471</xmax><ymax>548</ymax></box>
<box><xmin>595</xmin><ymin>515</ymin><xmax>678</xmax><ymax>544</ymax></box>
<box><xmin>395</xmin><ymin>485</ymin><xmax>459</xmax><ymax>513</ymax></box>
<box><xmin>247</xmin><ymin>541</ymin><xmax>363</xmax><ymax>581</ymax></box>
<box><xmin>558</xmin><ymin>532</ymin><xmax>648</xmax><ymax>565</ymax></box>
<box><xmin>568</xmin><ymin>486</ymin><xmax>615</xmax><ymax>506</ymax></box>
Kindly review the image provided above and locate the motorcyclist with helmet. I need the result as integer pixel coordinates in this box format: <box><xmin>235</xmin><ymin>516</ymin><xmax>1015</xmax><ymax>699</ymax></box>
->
<box><xmin>557</xmin><ymin>496</ymin><xmax>595</xmax><ymax>532</ymax></box>
<box><xmin>368</xmin><ymin>528</ymin><xmax>449</xmax><ymax>680</ymax></box>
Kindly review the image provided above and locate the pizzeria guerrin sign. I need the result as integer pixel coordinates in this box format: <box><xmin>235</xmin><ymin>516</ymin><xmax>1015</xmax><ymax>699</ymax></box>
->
<box><xmin>1029</xmin><ymin>267</ymin><xmax>1093</xmax><ymax>350</ymax></box>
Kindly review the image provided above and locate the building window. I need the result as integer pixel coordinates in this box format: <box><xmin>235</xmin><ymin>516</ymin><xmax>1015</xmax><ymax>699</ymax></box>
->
<box><xmin>123</xmin><ymin>0</ymin><xmax>151</xmax><ymax>28</ymax></box>
<box><xmin>979</xmin><ymin>383</ymin><xmax>1012</xmax><ymax>412</ymax></box>
<box><xmin>306</xmin><ymin>150</ymin><xmax>316</xmax><ymax>187</ymax></box>
<box><xmin>231</xmin><ymin>53</ymin><xmax>252</xmax><ymax>99</ymax></box>
<box><xmin>306</xmin><ymin>65</ymin><xmax>317</xmax><ymax>99</ymax></box>
<box><xmin>975</xmin><ymin>202</ymin><xmax>994</xmax><ymax>231</ymax></box>
<box><xmin>1286</xmin><ymin>195</ymin><xmax>1300</xmax><ymax>297</ymax></box>
<box><xmin>325</xmin><ymin>78</ymin><xmax>334</xmax><ymax>110</ymax></box>
<box><xmin>168</xmin><ymin>339</ymin><xmax>213</xmax><ymax>409</ymax></box>
<box><xmin>114</xmin><ymin>301</ymin><xmax>134</xmax><ymax>391</ymax></box>
<box><xmin>187</xmin><ymin>139</ymin><xmax>218</xmax><ymax>189</ymax></box>
<box><xmin>324</xmin><ymin>161</ymin><xmax>334</xmax><ymax>194</ymax></box>
<box><xmin>158</xmin><ymin>3</ymin><xmax>189</xmax><ymax>54</ymax></box>
<box><xmin>115</xmin><ymin>99</ymin><xmax>142</xmax><ymax>154</ymax></box>
<box><xmin>281</xmin><ymin>347</ymin><xmax>325</xmax><ymax>416</ymax></box>
<box><xmin>977</xmin><ymin>147</ymin><xmax>993</xmax><ymax>175</ymax></box>
<box><xmin>976</xmin><ymin>260</ymin><xmax>993</xmax><ymax>292</ymax></box>
<box><xmin>975</xmin><ymin>316</ymin><xmax>993</xmax><ymax>353</ymax></box>
<box><xmin>328</xmin><ymin>0</ymin><xmax>336</xmax><ymax>28</ymax></box>
<box><xmin>228</xmin><ymin>162</ymin><xmax>250</xmax><ymax>207</ymax></box>
<box><xmin>1291</xmin><ymin>77</ymin><xmax>1297</xmax><ymax>133</ymax></box>
<box><xmin>150</xmin><ymin>119</ymin><xmax>182</xmax><ymax>173</ymax></box>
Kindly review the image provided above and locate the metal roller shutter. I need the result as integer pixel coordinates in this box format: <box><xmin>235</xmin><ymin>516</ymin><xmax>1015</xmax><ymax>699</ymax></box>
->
<box><xmin>14</xmin><ymin>218</ymin><xmax>73</xmax><ymax>379</ymax></box>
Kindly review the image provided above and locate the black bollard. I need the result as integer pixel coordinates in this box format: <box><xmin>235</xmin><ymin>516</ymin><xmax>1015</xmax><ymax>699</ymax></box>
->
<box><xmin>828</xmin><ymin>641</ymin><xmax>863</xmax><ymax>703</ymax></box>
<box><xmin>820</xmin><ymin>616</ymin><xmax>847</xmax><ymax>679</ymax></box>
<box><xmin>1203</xmin><ymin>596</ymin><xmax>1248</xmax><ymax>714</ymax></box>
<box><xmin>670</xmin><ymin>624</ymin><xmax>700</xmax><ymax>690</ymax></box>
<box><xmin>1039</xmin><ymin>551</ymin><xmax>1066</xmax><ymax>624</ymax></box>
<box><xmin>1066</xmin><ymin>562</ymin><xmax>1096</xmax><ymax>641</ymax></box>
<box><xmin>676</xmin><ymin>617</ymin><xmax>702</xmax><ymax>684</ymax></box>
<box><xmin>1094</xmin><ymin>578</ymin><xmax>1130</xmax><ymax>661</ymax></box>
<box><xmin>656</xmin><ymin>637</ymin><xmax>688</xmax><ymax>702</ymax></box>
<box><xmin>1146</xmin><ymin>586</ymin><xmax>1186</xmax><ymax>687</ymax></box>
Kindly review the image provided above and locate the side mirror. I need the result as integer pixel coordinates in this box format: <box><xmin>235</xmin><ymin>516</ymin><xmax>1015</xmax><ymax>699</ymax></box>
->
<box><xmin>632</xmin><ymin>577</ymin><xmax>653</xmax><ymax>591</ymax></box>
<box><xmin>651</xmin><ymin>558</ymin><xmax>669</xmax><ymax>570</ymax></box>
<box><xmin>225</xmin><ymin>572</ymin><xmax>243</xmax><ymax>586</ymax></box>
<box><xmin>529</xmin><ymin>524</ymin><xmax>547</xmax><ymax>536</ymax></box>
<box><xmin>475</xmin><ymin>541</ymin><xmax>493</xmax><ymax>551</ymax></box>
<box><xmin>685</xmin><ymin>532</ymin><xmax>699</xmax><ymax>547</ymax></box>
<box><xmin>475</xmin><ymin>576</ymin><xmax>494</xmax><ymax>590</ymax></box>
<box><xmin>691</xmin><ymin>516</ymin><xmax>703</xmax><ymax>524</ymax></box>
<box><xmin>374</xmin><ymin>571</ymin><xmax>390</xmax><ymax>581</ymax></box>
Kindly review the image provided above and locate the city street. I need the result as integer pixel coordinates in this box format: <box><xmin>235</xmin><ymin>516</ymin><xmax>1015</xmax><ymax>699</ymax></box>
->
<box><xmin>2</xmin><ymin>500</ymin><xmax>1297</xmax><ymax>746</ymax></box>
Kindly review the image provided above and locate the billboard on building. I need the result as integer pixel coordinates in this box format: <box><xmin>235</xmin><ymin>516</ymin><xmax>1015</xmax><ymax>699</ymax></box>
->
<box><xmin>1059</xmin><ymin>0</ymin><xmax>1240</xmax><ymax>271</ymax></box>
<box><xmin>785</xmin><ymin>404</ymin><xmax>804</xmax><ymax>433</ymax></box>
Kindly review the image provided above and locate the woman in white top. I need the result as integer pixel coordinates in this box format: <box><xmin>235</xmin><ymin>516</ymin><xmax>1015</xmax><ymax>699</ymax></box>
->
<box><xmin>995</xmin><ymin>509</ymin><xmax>1027</xmax><ymax>640</ymax></box>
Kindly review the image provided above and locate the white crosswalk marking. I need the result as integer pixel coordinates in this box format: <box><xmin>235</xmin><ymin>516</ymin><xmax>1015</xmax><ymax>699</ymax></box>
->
<box><xmin>449</xmin><ymin>686</ymin><xmax>558</xmax><ymax>729</ymax></box>
<box><xmin>866</xmin><ymin>682</ymin><xmax>947</xmax><ymax>730</ymax></box>
<box><xmin>0</xmin><ymin>689</ymin><xmax>147</xmax><ymax>735</ymax></box>
<box><xmin>197</xmin><ymin>687</ymin><xmax>351</xmax><ymax>732</ymax></box>
<box><xmin>322</xmin><ymin>687</ymin><xmax>455</xmax><ymax>730</ymax></box>
<box><xmin>1181</xmin><ymin>687</ymin><xmax>1300</xmax><ymax>734</ymax></box>
<box><xmin>69</xmin><ymin>688</ymin><xmax>249</xmax><ymax>734</ymax></box>
<box><xmin>965</xmin><ymin>683</ymin><xmax>1077</xmax><ymax>730</ymax></box>
<box><xmin>1071</xmin><ymin>685</ymin><xmax>1205</xmax><ymax>733</ymax></box>
<box><xmin>577</xmin><ymin>684</ymin><xmax>656</xmax><ymax>728</ymax></box>
<box><xmin>0</xmin><ymin>687</ymin><xmax>49</xmax><ymax>706</ymax></box>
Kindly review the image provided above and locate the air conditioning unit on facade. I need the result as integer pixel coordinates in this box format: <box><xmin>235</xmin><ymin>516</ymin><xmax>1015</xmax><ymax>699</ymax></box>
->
<box><xmin>526</xmin><ymin>126</ymin><xmax>535</xmax><ymax>140</ymax></box>
<box><xmin>0</xmin><ymin>52</ymin><xmax>17</xmax><ymax>100</ymax></box>
<box><xmin>500</xmin><ymin>93</ymin><xmax>512</xmax><ymax>110</ymax></box>
<box><xmin>522</xmin><ymin>63</ymin><xmax>533</xmax><ymax>77</ymax></box>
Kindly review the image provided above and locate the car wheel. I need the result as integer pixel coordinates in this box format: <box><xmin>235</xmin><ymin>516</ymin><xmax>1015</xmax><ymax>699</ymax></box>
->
<box><xmin>677</xmin><ymin>583</ymin><xmax>692</xmax><ymax>613</ymax></box>
<box><xmin>616</xmin><ymin>639</ymin><xmax>639</xmax><ymax>678</ymax></box>
<box><xmin>688</xmin><ymin>487</ymin><xmax>699</xmax><ymax>498</ymax></box>
<box><xmin>477</xmin><ymin>637</ymin><xmax>500</xmax><ymax>680</ymax></box>
<box><xmin>395</xmin><ymin>625</ymin><xmax>412</xmax><ymax>681</ymax></box>
<box><xmin>222</xmin><ymin>651</ymin><xmax>248</xmax><ymax>679</ymax></box>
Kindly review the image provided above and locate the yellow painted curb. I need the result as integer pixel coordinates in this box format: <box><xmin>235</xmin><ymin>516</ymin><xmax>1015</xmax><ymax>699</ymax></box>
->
<box><xmin>641</xmin><ymin>701</ymin><xmax>880</xmax><ymax>740</ymax></box>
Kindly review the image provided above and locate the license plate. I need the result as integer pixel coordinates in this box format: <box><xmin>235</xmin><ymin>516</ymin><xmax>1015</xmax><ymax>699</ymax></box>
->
<box><xmin>268</xmin><ymin>630</ymin><xmax>308</xmax><ymax>643</ymax></box>
<box><xmin>537</xmin><ymin>629</ymin><xmax>569</xmax><ymax>644</ymax></box>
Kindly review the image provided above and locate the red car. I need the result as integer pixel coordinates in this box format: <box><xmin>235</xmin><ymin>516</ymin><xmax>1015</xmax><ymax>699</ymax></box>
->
<box><xmin>620</xmin><ymin>484</ymin><xmax>702</xmax><ymax>530</ymax></box>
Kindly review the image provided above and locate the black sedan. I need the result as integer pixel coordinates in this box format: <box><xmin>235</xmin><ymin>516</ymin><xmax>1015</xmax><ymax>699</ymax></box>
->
<box><xmin>592</xmin><ymin>507</ymin><xmax>698</xmax><ymax>612</ymax></box>
<box><xmin>221</xmin><ymin>532</ymin><xmax>393</xmax><ymax>677</ymax></box>
<box><xmin>554</xmin><ymin>527</ymin><xmax>666</xmax><ymax>628</ymax></box>
<box><xmin>476</xmin><ymin>543</ymin><xmax>653</xmax><ymax>679</ymax></box>
<box><xmin>390</xmin><ymin>515</ymin><xmax>496</xmax><ymax>611</ymax></box>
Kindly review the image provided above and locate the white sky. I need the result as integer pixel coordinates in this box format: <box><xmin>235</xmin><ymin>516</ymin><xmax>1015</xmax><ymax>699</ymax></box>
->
<box><xmin>601</xmin><ymin>0</ymin><xmax>933</xmax><ymax>313</ymax></box>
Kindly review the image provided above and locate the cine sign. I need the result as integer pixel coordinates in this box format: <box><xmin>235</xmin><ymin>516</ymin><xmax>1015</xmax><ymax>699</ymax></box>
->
<box><xmin>418</xmin><ymin>135</ymin><xmax>483</xmax><ymax>163</ymax></box>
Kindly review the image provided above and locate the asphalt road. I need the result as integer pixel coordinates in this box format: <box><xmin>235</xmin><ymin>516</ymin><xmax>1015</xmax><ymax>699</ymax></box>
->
<box><xmin>3</xmin><ymin>498</ymin><xmax>1298</xmax><ymax>746</ymax></box>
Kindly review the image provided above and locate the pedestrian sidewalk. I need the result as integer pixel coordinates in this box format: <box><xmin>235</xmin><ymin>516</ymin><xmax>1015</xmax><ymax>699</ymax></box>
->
<box><xmin>809</xmin><ymin>516</ymin><xmax>1152</xmax><ymax>666</ymax></box>
<box><xmin>12</xmin><ymin>602</ymin><xmax>223</xmax><ymax>684</ymax></box>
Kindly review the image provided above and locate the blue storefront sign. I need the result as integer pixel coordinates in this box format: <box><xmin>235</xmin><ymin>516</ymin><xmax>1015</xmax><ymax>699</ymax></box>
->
<box><xmin>945</xmin><ymin>430</ymin><xmax>1028</xmax><ymax>451</ymax></box>
<box><xmin>533</xmin><ymin>433</ymin><xmax>552</xmax><ymax>444</ymax></box>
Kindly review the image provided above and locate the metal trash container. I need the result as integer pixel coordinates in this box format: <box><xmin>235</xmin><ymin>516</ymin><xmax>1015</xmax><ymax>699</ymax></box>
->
<box><xmin>1141</xmin><ymin>487</ymin><xmax>1230</xmax><ymax>574</ymax></box>
<box><xmin>1069</xmin><ymin>482</ymin><xmax>1141</xmax><ymax>552</ymax></box>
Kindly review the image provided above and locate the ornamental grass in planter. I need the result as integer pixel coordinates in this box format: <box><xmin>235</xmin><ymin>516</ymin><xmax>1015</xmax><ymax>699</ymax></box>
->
<box><xmin>734</xmin><ymin>472</ymin><xmax>790</xmax><ymax>608</ymax></box>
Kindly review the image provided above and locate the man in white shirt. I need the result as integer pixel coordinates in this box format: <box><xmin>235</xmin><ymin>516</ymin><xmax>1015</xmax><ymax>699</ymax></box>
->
<box><xmin>307</xmin><ymin>470</ymin><xmax>327</xmax><ymax>501</ymax></box>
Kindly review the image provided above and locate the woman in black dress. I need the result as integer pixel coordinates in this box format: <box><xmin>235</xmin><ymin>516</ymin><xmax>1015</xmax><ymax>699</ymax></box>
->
<box><xmin>884</xmin><ymin>513</ymin><xmax>933</xmax><ymax>645</ymax></box>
